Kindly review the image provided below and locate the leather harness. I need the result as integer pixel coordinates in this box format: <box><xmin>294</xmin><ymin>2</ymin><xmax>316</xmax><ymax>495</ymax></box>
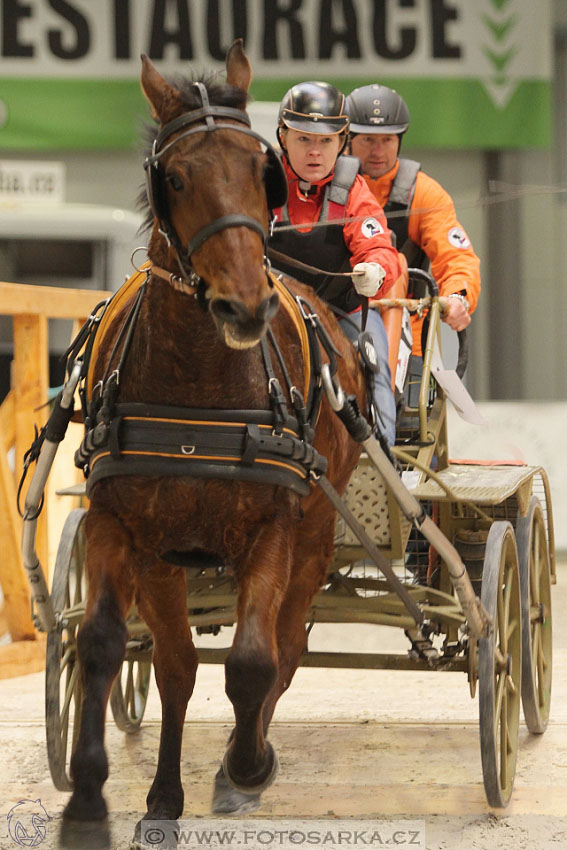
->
<box><xmin>73</xmin><ymin>266</ymin><xmax>340</xmax><ymax>498</ymax></box>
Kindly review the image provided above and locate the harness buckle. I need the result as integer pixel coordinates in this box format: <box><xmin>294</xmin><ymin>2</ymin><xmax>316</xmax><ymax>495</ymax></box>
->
<box><xmin>295</xmin><ymin>296</ymin><xmax>317</xmax><ymax>327</ymax></box>
<box><xmin>268</xmin><ymin>377</ymin><xmax>288</xmax><ymax>435</ymax></box>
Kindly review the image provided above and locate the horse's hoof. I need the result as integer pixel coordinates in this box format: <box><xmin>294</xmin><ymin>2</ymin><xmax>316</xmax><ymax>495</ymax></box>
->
<box><xmin>63</xmin><ymin>793</ymin><xmax>108</xmax><ymax>823</ymax></box>
<box><xmin>59</xmin><ymin>816</ymin><xmax>111</xmax><ymax>849</ymax></box>
<box><xmin>221</xmin><ymin>741</ymin><xmax>279</xmax><ymax>795</ymax></box>
<box><xmin>212</xmin><ymin>766</ymin><xmax>262</xmax><ymax>815</ymax></box>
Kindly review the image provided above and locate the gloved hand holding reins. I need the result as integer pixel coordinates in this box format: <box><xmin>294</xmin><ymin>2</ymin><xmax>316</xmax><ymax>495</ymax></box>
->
<box><xmin>352</xmin><ymin>262</ymin><xmax>386</xmax><ymax>297</ymax></box>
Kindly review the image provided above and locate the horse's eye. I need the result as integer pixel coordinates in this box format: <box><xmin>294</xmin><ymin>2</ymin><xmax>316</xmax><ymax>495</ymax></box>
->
<box><xmin>166</xmin><ymin>173</ymin><xmax>184</xmax><ymax>192</ymax></box>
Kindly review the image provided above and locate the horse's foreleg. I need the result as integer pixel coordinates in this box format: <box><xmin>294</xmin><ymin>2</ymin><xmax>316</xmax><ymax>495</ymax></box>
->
<box><xmin>64</xmin><ymin>510</ymin><xmax>135</xmax><ymax>822</ymax></box>
<box><xmin>260</xmin><ymin>581</ymin><xmax>313</xmax><ymax>732</ymax></box>
<box><xmin>138</xmin><ymin>568</ymin><xmax>198</xmax><ymax>822</ymax></box>
<box><xmin>262</xmin><ymin>508</ymin><xmax>337</xmax><ymax>731</ymax></box>
<box><xmin>222</xmin><ymin>521</ymin><xmax>292</xmax><ymax>794</ymax></box>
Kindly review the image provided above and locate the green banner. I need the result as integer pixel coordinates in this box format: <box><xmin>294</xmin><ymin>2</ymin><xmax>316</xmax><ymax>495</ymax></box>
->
<box><xmin>0</xmin><ymin>76</ymin><xmax>551</xmax><ymax>151</ymax></box>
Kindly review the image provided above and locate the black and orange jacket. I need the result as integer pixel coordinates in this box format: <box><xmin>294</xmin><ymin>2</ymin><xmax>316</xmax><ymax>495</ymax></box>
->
<box><xmin>271</xmin><ymin>159</ymin><xmax>401</xmax><ymax>311</ymax></box>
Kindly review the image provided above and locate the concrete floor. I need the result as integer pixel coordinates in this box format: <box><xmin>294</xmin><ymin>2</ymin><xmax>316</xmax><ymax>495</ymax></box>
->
<box><xmin>0</xmin><ymin>566</ymin><xmax>565</xmax><ymax>850</ymax></box>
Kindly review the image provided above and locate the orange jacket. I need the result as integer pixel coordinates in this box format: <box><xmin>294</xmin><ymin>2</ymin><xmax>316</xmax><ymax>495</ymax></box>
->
<box><xmin>279</xmin><ymin>161</ymin><xmax>401</xmax><ymax>297</ymax></box>
<box><xmin>363</xmin><ymin>160</ymin><xmax>481</xmax><ymax>352</ymax></box>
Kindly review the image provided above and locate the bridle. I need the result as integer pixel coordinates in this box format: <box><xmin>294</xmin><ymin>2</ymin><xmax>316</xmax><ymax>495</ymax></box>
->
<box><xmin>144</xmin><ymin>81</ymin><xmax>287</xmax><ymax>287</ymax></box>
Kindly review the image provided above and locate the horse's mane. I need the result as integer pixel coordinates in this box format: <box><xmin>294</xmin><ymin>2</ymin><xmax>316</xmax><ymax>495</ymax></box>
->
<box><xmin>137</xmin><ymin>71</ymin><xmax>249</xmax><ymax>233</ymax></box>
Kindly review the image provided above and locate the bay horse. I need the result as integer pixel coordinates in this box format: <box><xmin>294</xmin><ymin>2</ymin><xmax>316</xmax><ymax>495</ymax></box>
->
<box><xmin>63</xmin><ymin>40</ymin><xmax>365</xmax><ymax>832</ymax></box>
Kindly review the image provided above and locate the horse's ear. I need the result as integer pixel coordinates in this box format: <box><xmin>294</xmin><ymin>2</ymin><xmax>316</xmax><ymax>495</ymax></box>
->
<box><xmin>140</xmin><ymin>54</ymin><xmax>181</xmax><ymax>122</ymax></box>
<box><xmin>225</xmin><ymin>38</ymin><xmax>252</xmax><ymax>95</ymax></box>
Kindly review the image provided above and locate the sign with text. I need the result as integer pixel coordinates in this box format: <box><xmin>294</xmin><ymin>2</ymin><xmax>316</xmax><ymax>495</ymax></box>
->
<box><xmin>0</xmin><ymin>0</ymin><xmax>552</xmax><ymax>150</ymax></box>
<box><xmin>0</xmin><ymin>159</ymin><xmax>65</xmax><ymax>202</ymax></box>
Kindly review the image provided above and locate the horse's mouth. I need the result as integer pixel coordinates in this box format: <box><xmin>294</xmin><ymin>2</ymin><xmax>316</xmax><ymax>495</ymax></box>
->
<box><xmin>222</xmin><ymin>323</ymin><xmax>265</xmax><ymax>350</ymax></box>
<box><xmin>210</xmin><ymin>292</ymin><xmax>279</xmax><ymax>350</ymax></box>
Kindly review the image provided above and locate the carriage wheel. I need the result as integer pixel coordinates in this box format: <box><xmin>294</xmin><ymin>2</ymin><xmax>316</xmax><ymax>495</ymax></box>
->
<box><xmin>478</xmin><ymin>521</ymin><xmax>522</xmax><ymax>808</ymax></box>
<box><xmin>45</xmin><ymin>508</ymin><xmax>88</xmax><ymax>792</ymax></box>
<box><xmin>516</xmin><ymin>497</ymin><xmax>553</xmax><ymax>734</ymax></box>
<box><xmin>109</xmin><ymin>641</ymin><xmax>152</xmax><ymax>733</ymax></box>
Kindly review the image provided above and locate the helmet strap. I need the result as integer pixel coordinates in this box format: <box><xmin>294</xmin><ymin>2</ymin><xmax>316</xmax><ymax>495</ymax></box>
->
<box><xmin>276</xmin><ymin>130</ymin><xmax>310</xmax><ymax>190</ymax></box>
<box><xmin>337</xmin><ymin>132</ymin><xmax>348</xmax><ymax>157</ymax></box>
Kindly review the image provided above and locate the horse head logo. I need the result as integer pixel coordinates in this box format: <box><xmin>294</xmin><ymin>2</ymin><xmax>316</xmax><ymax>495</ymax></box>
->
<box><xmin>6</xmin><ymin>799</ymin><xmax>50</xmax><ymax>847</ymax></box>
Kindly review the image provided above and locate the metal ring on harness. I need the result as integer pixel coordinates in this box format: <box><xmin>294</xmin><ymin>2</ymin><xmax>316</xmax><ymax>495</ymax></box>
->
<box><xmin>130</xmin><ymin>246</ymin><xmax>149</xmax><ymax>273</ymax></box>
<box><xmin>320</xmin><ymin>363</ymin><xmax>345</xmax><ymax>412</ymax></box>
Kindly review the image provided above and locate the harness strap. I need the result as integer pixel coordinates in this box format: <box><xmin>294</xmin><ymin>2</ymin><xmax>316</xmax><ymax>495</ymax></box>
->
<box><xmin>82</xmin><ymin>405</ymin><xmax>328</xmax><ymax>498</ymax></box>
<box><xmin>61</xmin><ymin>298</ymin><xmax>111</xmax><ymax>377</ymax></box>
<box><xmin>99</xmin><ymin>279</ymin><xmax>147</xmax><ymax>389</ymax></box>
<box><xmin>260</xmin><ymin>336</ymin><xmax>290</xmax><ymax>434</ymax></box>
<box><xmin>151</xmin><ymin>263</ymin><xmax>199</xmax><ymax>294</ymax></box>
<box><xmin>186</xmin><ymin>214</ymin><xmax>267</xmax><ymax>257</ymax></box>
<box><xmin>266</xmin><ymin>327</ymin><xmax>313</xmax><ymax>442</ymax></box>
<box><xmin>87</xmin><ymin>266</ymin><xmax>149</xmax><ymax>397</ymax></box>
<box><xmin>94</xmin><ymin>414</ymin><xmax>322</xmax><ymax>465</ymax></box>
<box><xmin>272</xmin><ymin>275</ymin><xmax>312</xmax><ymax>399</ymax></box>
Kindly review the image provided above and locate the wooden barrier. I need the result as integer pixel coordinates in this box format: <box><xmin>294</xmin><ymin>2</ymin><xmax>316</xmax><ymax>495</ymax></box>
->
<box><xmin>0</xmin><ymin>282</ymin><xmax>109</xmax><ymax>678</ymax></box>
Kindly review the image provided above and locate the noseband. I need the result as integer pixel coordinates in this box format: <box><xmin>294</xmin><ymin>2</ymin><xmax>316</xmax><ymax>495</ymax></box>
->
<box><xmin>144</xmin><ymin>82</ymin><xmax>281</xmax><ymax>284</ymax></box>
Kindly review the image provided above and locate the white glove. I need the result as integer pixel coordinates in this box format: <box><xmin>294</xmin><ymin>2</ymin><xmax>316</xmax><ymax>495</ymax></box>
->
<box><xmin>351</xmin><ymin>262</ymin><xmax>386</xmax><ymax>297</ymax></box>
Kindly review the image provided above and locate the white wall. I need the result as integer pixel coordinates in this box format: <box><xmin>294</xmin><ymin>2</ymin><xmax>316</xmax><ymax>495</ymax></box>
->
<box><xmin>448</xmin><ymin>401</ymin><xmax>567</xmax><ymax>552</ymax></box>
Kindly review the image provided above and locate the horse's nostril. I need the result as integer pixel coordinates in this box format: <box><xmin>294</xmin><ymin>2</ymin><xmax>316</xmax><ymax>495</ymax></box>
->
<box><xmin>211</xmin><ymin>294</ymin><xmax>279</xmax><ymax>329</ymax></box>
<box><xmin>258</xmin><ymin>293</ymin><xmax>279</xmax><ymax>323</ymax></box>
<box><xmin>210</xmin><ymin>298</ymin><xmax>248</xmax><ymax>324</ymax></box>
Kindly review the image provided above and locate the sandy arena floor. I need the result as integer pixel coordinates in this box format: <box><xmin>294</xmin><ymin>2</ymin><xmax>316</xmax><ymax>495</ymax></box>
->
<box><xmin>1</xmin><ymin>565</ymin><xmax>565</xmax><ymax>850</ymax></box>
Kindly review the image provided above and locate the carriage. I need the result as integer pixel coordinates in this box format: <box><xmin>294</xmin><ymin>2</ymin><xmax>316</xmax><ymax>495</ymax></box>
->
<box><xmin>17</xmin><ymin>39</ymin><xmax>555</xmax><ymax>839</ymax></box>
<box><xmin>21</xmin><ymin>262</ymin><xmax>554</xmax><ymax>813</ymax></box>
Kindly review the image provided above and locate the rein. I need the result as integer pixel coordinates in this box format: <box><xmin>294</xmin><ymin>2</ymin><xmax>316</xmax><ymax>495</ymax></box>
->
<box><xmin>267</xmin><ymin>247</ymin><xmax>369</xmax><ymax>331</ymax></box>
<box><xmin>267</xmin><ymin>246</ymin><xmax>360</xmax><ymax>279</ymax></box>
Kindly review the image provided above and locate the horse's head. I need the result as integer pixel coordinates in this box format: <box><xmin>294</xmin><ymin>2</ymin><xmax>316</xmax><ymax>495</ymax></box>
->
<box><xmin>141</xmin><ymin>40</ymin><xmax>287</xmax><ymax>349</ymax></box>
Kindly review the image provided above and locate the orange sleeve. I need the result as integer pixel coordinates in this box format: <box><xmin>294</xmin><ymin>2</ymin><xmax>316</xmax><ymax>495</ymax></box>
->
<box><xmin>343</xmin><ymin>175</ymin><xmax>401</xmax><ymax>295</ymax></box>
<box><xmin>408</xmin><ymin>172</ymin><xmax>481</xmax><ymax>312</ymax></box>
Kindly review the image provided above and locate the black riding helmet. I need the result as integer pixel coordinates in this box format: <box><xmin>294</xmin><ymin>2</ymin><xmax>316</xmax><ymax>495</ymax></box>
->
<box><xmin>278</xmin><ymin>81</ymin><xmax>349</xmax><ymax>134</ymax></box>
<box><xmin>345</xmin><ymin>84</ymin><xmax>410</xmax><ymax>135</ymax></box>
